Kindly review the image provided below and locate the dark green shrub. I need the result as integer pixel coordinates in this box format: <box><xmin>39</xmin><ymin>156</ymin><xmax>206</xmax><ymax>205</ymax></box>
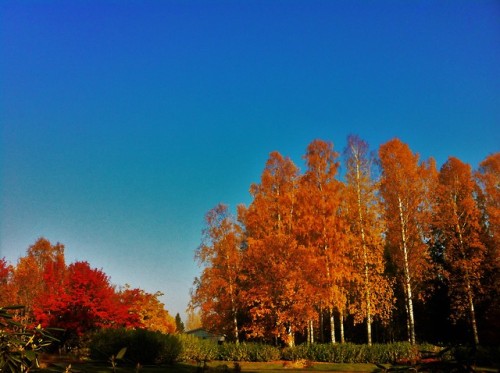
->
<box><xmin>156</xmin><ymin>334</ymin><xmax>182</xmax><ymax>364</ymax></box>
<box><xmin>126</xmin><ymin>329</ymin><xmax>163</xmax><ymax>365</ymax></box>
<box><xmin>89</xmin><ymin>328</ymin><xmax>130</xmax><ymax>361</ymax></box>
<box><xmin>89</xmin><ymin>328</ymin><xmax>182</xmax><ymax>365</ymax></box>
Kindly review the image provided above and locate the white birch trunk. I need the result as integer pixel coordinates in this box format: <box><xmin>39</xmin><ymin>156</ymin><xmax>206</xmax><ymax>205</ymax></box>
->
<box><xmin>355</xmin><ymin>158</ymin><xmax>372</xmax><ymax>346</ymax></box>
<box><xmin>340</xmin><ymin>309</ymin><xmax>345</xmax><ymax>343</ymax></box>
<box><xmin>398</xmin><ymin>197</ymin><xmax>416</xmax><ymax>345</ymax></box>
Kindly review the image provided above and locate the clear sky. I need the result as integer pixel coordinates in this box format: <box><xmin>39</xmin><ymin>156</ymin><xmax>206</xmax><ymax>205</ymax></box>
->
<box><xmin>1</xmin><ymin>1</ymin><xmax>499</xmax><ymax>321</ymax></box>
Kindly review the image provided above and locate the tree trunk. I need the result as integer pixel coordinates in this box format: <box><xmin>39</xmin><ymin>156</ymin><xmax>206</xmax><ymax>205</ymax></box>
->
<box><xmin>355</xmin><ymin>152</ymin><xmax>372</xmax><ymax>346</ymax></box>
<box><xmin>319</xmin><ymin>308</ymin><xmax>324</xmax><ymax>343</ymax></box>
<box><xmin>467</xmin><ymin>281</ymin><xmax>479</xmax><ymax>345</ymax></box>
<box><xmin>307</xmin><ymin>319</ymin><xmax>314</xmax><ymax>344</ymax></box>
<box><xmin>329</xmin><ymin>307</ymin><xmax>336</xmax><ymax>344</ymax></box>
<box><xmin>398</xmin><ymin>197</ymin><xmax>416</xmax><ymax>345</ymax></box>
<box><xmin>454</xmin><ymin>199</ymin><xmax>480</xmax><ymax>346</ymax></box>
<box><xmin>340</xmin><ymin>309</ymin><xmax>345</xmax><ymax>343</ymax></box>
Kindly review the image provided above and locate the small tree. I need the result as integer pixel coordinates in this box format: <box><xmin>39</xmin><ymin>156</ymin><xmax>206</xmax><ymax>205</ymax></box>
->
<box><xmin>175</xmin><ymin>313</ymin><xmax>185</xmax><ymax>333</ymax></box>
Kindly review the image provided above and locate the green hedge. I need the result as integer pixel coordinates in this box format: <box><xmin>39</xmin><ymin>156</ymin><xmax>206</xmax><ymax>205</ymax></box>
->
<box><xmin>91</xmin><ymin>329</ymin><xmax>467</xmax><ymax>365</ymax></box>
<box><xmin>282</xmin><ymin>342</ymin><xmax>420</xmax><ymax>363</ymax></box>
<box><xmin>217</xmin><ymin>342</ymin><xmax>280</xmax><ymax>362</ymax></box>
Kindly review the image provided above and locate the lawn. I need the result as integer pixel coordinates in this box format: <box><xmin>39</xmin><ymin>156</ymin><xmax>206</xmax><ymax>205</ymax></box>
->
<box><xmin>38</xmin><ymin>359</ymin><xmax>500</xmax><ymax>373</ymax></box>
<box><xmin>39</xmin><ymin>359</ymin><xmax>382</xmax><ymax>372</ymax></box>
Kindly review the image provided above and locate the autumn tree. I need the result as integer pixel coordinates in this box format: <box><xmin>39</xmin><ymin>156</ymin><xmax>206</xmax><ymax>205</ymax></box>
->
<box><xmin>191</xmin><ymin>204</ymin><xmax>243</xmax><ymax>342</ymax></box>
<box><xmin>476</xmin><ymin>153</ymin><xmax>500</xmax><ymax>243</ymax></box>
<box><xmin>185</xmin><ymin>308</ymin><xmax>202</xmax><ymax>331</ymax></box>
<box><xmin>475</xmin><ymin>152</ymin><xmax>500</xmax><ymax>342</ymax></box>
<box><xmin>120</xmin><ymin>286</ymin><xmax>176</xmax><ymax>334</ymax></box>
<box><xmin>12</xmin><ymin>238</ymin><xmax>65</xmax><ymax>319</ymax></box>
<box><xmin>34</xmin><ymin>261</ymin><xmax>140</xmax><ymax>340</ymax></box>
<box><xmin>295</xmin><ymin>139</ymin><xmax>350</xmax><ymax>344</ymax></box>
<box><xmin>434</xmin><ymin>157</ymin><xmax>486</xmax><ymax>345</ymax></box>
<box><xmin>343</xmin><ymin>135</ymin><xmax>393</xmax><ymax>345</ymax></box>
<box><xmin>240</xmin><ymin>151</ymin><xmax>311</xmax><ymax>346</ymax></box>
<box><xmin>0</xmin><ymin>258</ymin><xmax>16</xmax><ymax>306</ymax></box>
<box><xmin>379</xmin><ymin>138</ymin><xmax>436</xmax><ymax>344</ymax></box>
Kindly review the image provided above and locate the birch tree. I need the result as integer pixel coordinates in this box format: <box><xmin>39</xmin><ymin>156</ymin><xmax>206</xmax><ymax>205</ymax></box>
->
<box><xmin>191</xmin><ymin>204</ymin><xmax>243</xmax><ymax>342</ymax></box>
<box><xmin>435</xmin><ymin>157</ymin><xmax>485</xmax><ymax>345</ymax></box>
<box><xmin>344</xmin><ymin>135</ymin><xmax>393</xmax><ymax>345</ymax></box>
<box><xmin>296</xmin><ymin>139</ymin><xmax>349</xmax><ymax>344</ymax></box>
<box><xmin>379</xmin><ymin>138</ymin><xmax>435</xmax><ymax>344</ymax></box>
<box><xmin>240</xmin><ymin>151</ymin><xmax>310</xmax><ymax>346</ymax></box>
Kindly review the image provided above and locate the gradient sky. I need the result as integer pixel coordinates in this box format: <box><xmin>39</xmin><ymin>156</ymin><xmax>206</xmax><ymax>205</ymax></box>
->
<box><xmin>1</xmin><ymin>1</ymin><xmax>499</xmax><ymax>321</ymax></box>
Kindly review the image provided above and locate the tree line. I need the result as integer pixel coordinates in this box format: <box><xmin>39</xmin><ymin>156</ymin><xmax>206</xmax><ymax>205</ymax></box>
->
<box><xmin>190</xmin><ymin>136</ymin><xmax>499</xmax><ymax>347</ymax></box>
<box><xmin>0</xmin><ymin>238</ymin><xmax>177</xmax><ymax>346</ymax></box>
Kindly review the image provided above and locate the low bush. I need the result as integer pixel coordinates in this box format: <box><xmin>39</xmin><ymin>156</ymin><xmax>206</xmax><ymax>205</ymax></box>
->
<box><xmin>217</xmin><ymin>342</ymin><xmax>250</xmax><ymax>361</ymax></box>
<box><xmin>216</xmin><ymin>342</ymin><xmax>280</xmax><ymax>362</ymax></box>
<box><xmin>176</xmin><ymin>334</ymin><xmax>218</xmax><ymax>362</ymax></box>
<box><xmin>246</xmin><ymin>343</ymin><xmax>281</xmax><ymax>362</ymax></box>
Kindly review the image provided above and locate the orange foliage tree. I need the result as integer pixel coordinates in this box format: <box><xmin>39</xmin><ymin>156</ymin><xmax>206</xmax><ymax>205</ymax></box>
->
<box><xmin>190</xmin><ymin>204</ymin><xmax>243</xmax><ymax>341</ymax></box>
<box><xmin>120</xmin><ymin>286</ymin><xmax>176</xmax><ymax>334</ymax></box>
<box><xmin>379</xmin><ymin>138</ymin><xmax>436</xmax><ymax>344</ymax></box>
<box><xmin>11</xmin><ymin>238</ymin><xmax>65</xmax><ymax>319</ymax></box>
<box><xmin>475</xmin><ymin>152</ymin><xmax>500</xmax><ymax>342</ymax></box>
<box><xmin>295</xmin><ymin>139</ymin><xmax>349</xmax><ymax>344</ymax></box>
<box><xmin>240</xmin><ymin>151</ymin><xmax>311</xmax><ymax>346</ymax></box>
<box><xmin>434</xmin><ymin>157</ymin><xmax>486</xmax><ymax>345</ymax></box>
<box><xmin>343</xmin><ymin>135</ymin><xmax>393</xmax><ymax>345</ymax></box>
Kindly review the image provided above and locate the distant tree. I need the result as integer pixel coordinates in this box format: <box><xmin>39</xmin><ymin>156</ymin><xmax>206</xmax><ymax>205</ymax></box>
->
<box><xmin>175</xmin><ymin>313</ymin><xmax>185</xmax><ymax>333</ymax></box>
<box><xmin>120</xmin><ymin>286</ymin><xmax>176</xmax><ymax>334</ymax></box>
<box><xmin>185</xmin><ymin>308</ymin><xmax>203</xmax><ymax>331</ymax></box>
<box><xmin>191</xmin><ymin>204</ymin><xmax>243</xmax><ymax>342</ymax></box>
<box><xmin>379</xmin><ymin>138</ymin><xmax>436</xmax><ymax>344</ymax></box>
<box><xmin>343</xmin><ymin>135</ymin><xmax>393</xmax><ymax>345</ymax></box>
<box><xmin>435</xmin><ymin>157</ymin><xmax>486</xmax><ymax>345</ymax></box>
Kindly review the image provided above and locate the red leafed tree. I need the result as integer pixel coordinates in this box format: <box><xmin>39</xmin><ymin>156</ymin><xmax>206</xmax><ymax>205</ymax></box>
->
<box><xmin>191</xmin><ymin>204</ymin><xmax>243</xmax><ymax>342</ymax></box>
<box><xmin>120</xmin><ymin>287</ymin><xmax>176</xmax><ymax>334</ymax></box>
<box><xmin>240</xmin><ymin>151</ymin><xmax>311</xmax><ymax>346</ymax></box>
<box><xmin>435</xmin><ymin>157</ymin><xmax>486</xmax><ymax>345</ymax></box>
<box><xmin>343</xmin><ymin>135</ymin><xmax>393</xmax><ymax>345</ymax></box>
<box><xmin>295</xmin><ymin>139</ymin><xmax>349</xmax><ymax>344</ymax></box>
<box><xmin>0</xmin><ymin>258</ymin><xmax>16</xmax><ymax>306</ymax></box>
<box><xmin>34</xmin><ymin>261</ymin><xmax>140</xmax><ymax>337</ymax></box>
<box><xmin>379</xmin><ymin>138</ymin><xmax>436</xmax><ymax>344</ymax></box>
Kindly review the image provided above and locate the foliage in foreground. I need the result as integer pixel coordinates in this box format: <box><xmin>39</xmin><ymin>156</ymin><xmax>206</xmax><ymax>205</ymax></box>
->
<box><xmin>0</xmin><ymin>306</ymin><xmax>58</xmax><ymax>372</ymax></box>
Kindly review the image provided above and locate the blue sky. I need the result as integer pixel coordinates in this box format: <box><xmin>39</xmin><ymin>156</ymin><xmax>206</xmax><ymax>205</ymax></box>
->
<box><xmin>1</xmin><ymin>1</ymin><xmax>499</xmax><ymax>320</ymax></box>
